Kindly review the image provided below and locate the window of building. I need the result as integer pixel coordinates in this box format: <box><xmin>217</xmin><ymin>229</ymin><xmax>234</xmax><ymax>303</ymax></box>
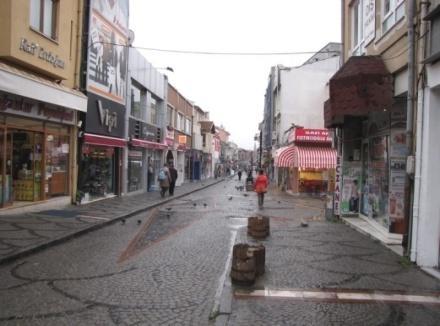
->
<box><xmin>149</xmin><ymin>97</ymin><xmax>158</xmax><ymax>125</ymax></box>
<box><xmin>167</xmin><ymin>106</ymin><xmax>173</xmax><ymax>127</ymax></box>
<box><xmin>382</xmin><ymin>0</ymin><xmax>405</xmax><ymax>33</ymax></box>
<box><xmin>431</xmin><ymin>16</ymin><xmax>440</xmax><ymax>57</ymax></box>
<box><xmin>351</xmin><ymin>0</ymin><xmax>365</xmax><ymax>55</ymax></box>
<box><xmin>178</xmin><ymin>113</ymin><xmax>184</xmax><ymax>131</ymax></box>
<box><xmin>130</xmin><ymin>82</ymin><xmax>145</xmax><ymax>119</ymax></box>
<box><xmin>185</xmin><ymin>118</ymin><xmax>192</xmax><ymax>134</ymax></box>
<box><xmin>30</xmin><ymin>0</ymin><xmax>58</xmax><ymax>40</ymax></box>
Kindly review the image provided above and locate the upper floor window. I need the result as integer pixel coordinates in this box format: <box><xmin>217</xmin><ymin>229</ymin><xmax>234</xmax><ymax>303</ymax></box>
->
<box><xmin>352</xmin><ymin>0</ymin><xmax>364</xmax><ymax>55</ymax></box>
<box><xmin>383</xmin><ymin>0</ymin><xmax>405</xmax><ymax>33</ymax></box>
<box><xmin>149</xmin><ymin>97</ymin><xmax>158</xmax><ymax>125</ymax></box>
<box><xmin>30</xmin><ymin>0</ymin><xmax>58</xmax><ymax>40</ymax></box>
<box><xmin>130</xmin><ymin>82</ymin><xmax>145</xmax><ymax>119</ymax></box>
<box><xmin>166</xmin><ymin>106</ymin><xmax>174</xmax><ymax>127</ymax></box>
<box><xmin>424</xmin><ymin>6</ymin><xmax>440</xmax><ymax>63</ymax></box>
<box><xmin>185</xmin><ymin>118</ymin><xmax>192</xmax><ymax>135</ymax></box>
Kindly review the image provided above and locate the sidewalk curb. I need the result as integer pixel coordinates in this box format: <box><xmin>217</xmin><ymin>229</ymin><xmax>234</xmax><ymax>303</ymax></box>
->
<box><xmin>0</xmin><ymin>178</ymin><xmax>226</xmax><ymax>266</ymax></box>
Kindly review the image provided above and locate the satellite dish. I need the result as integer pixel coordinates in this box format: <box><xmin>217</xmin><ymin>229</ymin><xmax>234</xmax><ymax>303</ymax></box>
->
<box><xmin>128</xmin><ymin>30</ymin><xmax>135</xmax><ymax>46</ymax></box>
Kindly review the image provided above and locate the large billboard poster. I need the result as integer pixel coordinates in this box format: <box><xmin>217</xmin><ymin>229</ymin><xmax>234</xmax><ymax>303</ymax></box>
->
<box><xmin>87</xmin><ymin>0</ymin><xmax>129</xmax><ymax>104</ymax></box>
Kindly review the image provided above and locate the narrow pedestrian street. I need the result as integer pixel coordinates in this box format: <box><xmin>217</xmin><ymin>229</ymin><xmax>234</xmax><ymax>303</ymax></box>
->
<box><xmin>0</xmin><ymin>179</ymin><xmax>439</xmax><ymax>325</ymax></box>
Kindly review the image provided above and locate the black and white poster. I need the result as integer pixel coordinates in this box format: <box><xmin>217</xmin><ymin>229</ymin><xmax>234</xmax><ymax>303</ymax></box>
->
<box><xmin>87</xmin><ymin>0</ymin><xmax>129</xmax><ymax>104</ymax></box>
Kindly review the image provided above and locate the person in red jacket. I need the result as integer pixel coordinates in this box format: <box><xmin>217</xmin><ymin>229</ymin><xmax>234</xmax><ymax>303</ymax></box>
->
<box><xmin>254</xmin><ymin>169</ymin><xmax>269</xmax><ymax>208</ymax></box>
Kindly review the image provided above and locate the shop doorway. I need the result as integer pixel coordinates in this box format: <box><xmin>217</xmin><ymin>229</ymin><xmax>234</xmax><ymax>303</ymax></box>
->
<box><xmin>10</xmin><ymin>130</ymin><xmax>44</xmax><ymax>203</ymax></box>
<box><xmin>166</xmin><ymin>150</ymin><xmax>174</xmax><ymax>165</ymax></box>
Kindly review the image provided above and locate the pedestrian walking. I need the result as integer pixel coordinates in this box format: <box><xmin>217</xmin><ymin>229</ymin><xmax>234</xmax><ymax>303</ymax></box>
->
<box><xmin>168</xmin><ymin>163</ymin><xmax>178</xmax><ymax>196</ymax></box>
<box><xmin>158</xmin><ymin>164</ymin><xmax>171</xmax><ymax>198</ymax></box>
<box><xmin>147</xmin><ymin>159</ymin><xmax>154</xmax><ymax>192</ymax></box>
<box><xmin>237</xmin><ymin>169</ymin><xmax>242</xmax><ymax>181</ymax></box>
<box><xmin>254</xmin><ymin>169</ymin><xmax>269</xmax><ymax>208</ymax></box>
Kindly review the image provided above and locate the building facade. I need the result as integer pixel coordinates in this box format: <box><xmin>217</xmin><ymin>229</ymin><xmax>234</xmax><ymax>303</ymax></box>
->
<box><xmin>167</xmin><ymin>84</ymin><xmax>192</xmax><ymax>186</ymax></box>
<box><xmin>325</xmin><ymin>0</ymin><xmax>413</xmax><ymax>246</ymax></box>
<box><xmin>262</xmin><ymin>43</ymin><xmax>341</xmax><ymax>190</ymax></box>
<box><xmin>410</xmin><ymin>0</ymin><xmax>440</xmax><ymax>268</ymax></box>
<box><xmin>125</xmin><ymin>48</ymin><xmax>167</xmax><ymax>194</ymax></box>
<box><xmin>0</xmin><ymin>0</ymin><xmax>87</xmax><ymax>210</ymax></box>
<box><xmin>76</xmin><ymin>0</ymin><xmax>129</xmax><ymax>203</ymax></box>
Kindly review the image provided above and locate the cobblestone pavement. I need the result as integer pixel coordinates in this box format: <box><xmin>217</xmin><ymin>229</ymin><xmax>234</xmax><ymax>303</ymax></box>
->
<box><xmin>0</xmin><ymin>178</ymin><xmax>222</xmax><ymax>265</ymax></box>
<box><xmin>226</xmin><ymin>189</ymin><xmax>440</xmax><ymax>326</ymax></box>
<box><xmin>0</xmin><ymin>179</ymin><xmax>439</xmax><ymax>325</ymax></box>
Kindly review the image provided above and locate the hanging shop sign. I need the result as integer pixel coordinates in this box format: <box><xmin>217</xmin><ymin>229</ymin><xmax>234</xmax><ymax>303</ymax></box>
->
<box><xmin>85</xmin><ymin>93</ymin><xmax>124</xmax><ymax>138</ymax></box>
<box><xmin>294</xmin><ymin>128</ymin><xmax>332</xmax><ymax>143</ymax></box>
<box><xmin>0</xmin><ymin>93</ymin><xmax>74</xmax><ymax>124</ymax></box>
<box><xmin>19</xmin><ymin>38</ymin><xmax>65</xmax><ymax>69</ymax></box>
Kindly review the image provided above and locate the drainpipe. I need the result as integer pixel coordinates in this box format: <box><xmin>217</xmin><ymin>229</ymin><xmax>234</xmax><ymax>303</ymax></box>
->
<box><xmin>405</xmin><ymin>0</ymin><xmax>416</xmax><ymax>254</ymax></box>
<box><xmin>410</xmin><ymin>1</ymin><xmax>428</xmax><ymax>262</ymax></box>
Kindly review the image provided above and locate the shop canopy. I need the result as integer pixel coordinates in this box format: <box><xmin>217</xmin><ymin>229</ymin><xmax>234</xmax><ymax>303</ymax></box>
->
<box><xmin>274</xmin><ymin>146</ymin><xmax>296</xmax><ymax>167</ymax></box>
<box><xmin>324</xmin><ymin>56</ymin><xmax>393</xmax><ymax>128</ymax></box>
<box><xmin>0</xmin><ymin>62</ymin><xmax>87</xmax><ymax>112</ymax></box>
<box><xmin>275</xmin><ymin>146</ymin><xmax>337</xmax><ymax>169</ymax></box>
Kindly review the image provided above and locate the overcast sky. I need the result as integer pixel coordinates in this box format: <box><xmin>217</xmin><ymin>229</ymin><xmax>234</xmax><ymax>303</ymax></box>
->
<box><xmin>129</xmin><ymin>0</ymin><xmax>341</xmax><ymax>150</ymax></box>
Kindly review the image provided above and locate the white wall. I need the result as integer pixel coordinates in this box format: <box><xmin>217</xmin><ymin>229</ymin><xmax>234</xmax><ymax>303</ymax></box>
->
<box><xmin>417</xmin><ymin>74</ymin><xmax>440</xmax><ymax>267</ymax></box>
<box><xmin>278</xmin><ymin>56</ymin><xmax>340</xmax><ymax>140</ymax></box>
<box><xmin>129</xmin><ymin>48</ymin><xmax>165</xmax><ymax>100</ymax></box>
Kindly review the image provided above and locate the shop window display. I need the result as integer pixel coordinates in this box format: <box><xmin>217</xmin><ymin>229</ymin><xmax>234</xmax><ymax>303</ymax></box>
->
<box><xmin>79</xmin><ymin>146</ymin><xmax>115</xmax><ymax>200</ymax></box>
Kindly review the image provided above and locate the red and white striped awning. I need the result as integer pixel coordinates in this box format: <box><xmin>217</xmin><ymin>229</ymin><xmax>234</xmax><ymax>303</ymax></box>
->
<box><xmin>293</xmin><ymin>146</ymin><xmax>337</xmax><ymax>169</ymax></box>
<box><xmin>274</xmin><ymin>146</ymin><xmax>295</xmax><ymax>167</ymax></box>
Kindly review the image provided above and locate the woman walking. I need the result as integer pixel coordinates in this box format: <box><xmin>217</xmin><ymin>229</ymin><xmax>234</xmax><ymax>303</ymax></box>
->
<box><xmin>254</xmin><ymin>169</ymin><xmax>269</xmax><ymax>208</ymax></box>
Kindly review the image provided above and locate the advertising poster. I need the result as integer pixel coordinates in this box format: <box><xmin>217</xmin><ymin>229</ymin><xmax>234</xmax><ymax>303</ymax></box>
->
<box><xmin>87</xmin><ymin>0</ymin><xmax>129</xmax><ymax>104</ymax></box>
<box><xmin>341</xmin><ymin>162</ymin><xmax>362</xmax><ymax>215</ymax></box>
<box><xmin>389</xmin><ymin>159</ymin><xmax>406</xmax><ymax>220</ymax></box>
<box><xmin>390</xmin><ymin>129</ymin><xmax>408</xmax><ymax>157</ymax></box>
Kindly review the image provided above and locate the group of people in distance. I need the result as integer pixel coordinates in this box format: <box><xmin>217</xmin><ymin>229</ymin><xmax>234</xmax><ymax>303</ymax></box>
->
<box><xmin>157</xmin><ymin>163</ymin><xmax>269</xmax><ymax>209</ymax></box>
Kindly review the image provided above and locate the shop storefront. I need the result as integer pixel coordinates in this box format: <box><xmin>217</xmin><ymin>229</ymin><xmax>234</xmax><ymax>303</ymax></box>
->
<box><xmin>324</xmin><ymin>56</ymin><xmax>407</xmax><ymax>234</ymax></box>
<box><xmin>128</xmin><ymin>118</ymin><xmax>166</xmax><ymax>193</ymax></box>
<box><xmin>274</xmin><ymin>128</ymin><xmax>337</xmax><ymax>195</ymax></box>
<box><xmin>0</xmin><ymin>96</ymin><xmax>78</xmax><ymax>207</ymax></box>
<box><xmin>0</xmin><ymin>63</ymin><xmax>87</xmax><ymax>209</ymax></box>
<box><xmin>78</xmin><ymin>93</ymin><xmax>126</xmax><ymax>203</ymax></box>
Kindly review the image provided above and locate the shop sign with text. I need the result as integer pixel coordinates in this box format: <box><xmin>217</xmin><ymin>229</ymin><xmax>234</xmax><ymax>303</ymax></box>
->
<box><xmin>0</xmin><ymin>94</ymin><xmax>74</xmax><ymax>124</ymax></box>
<box><xmin>85</xmin><ymin>93</ymin><xmax>124</xmax><ymax>138</ymax></box>
<box><xmin>19</xmin><ymin>38</ymin><xmax>65</xmax><ymax>69</ymax></box>
<box><xmin>294</xmin><ymin>128</ymin><xmax>332</xmax><ymax>143</ymax></box>
<box><xmin>333</xmin><ymin>156</ymin><xmax>342</xmax><ymax>215</ymax></box>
